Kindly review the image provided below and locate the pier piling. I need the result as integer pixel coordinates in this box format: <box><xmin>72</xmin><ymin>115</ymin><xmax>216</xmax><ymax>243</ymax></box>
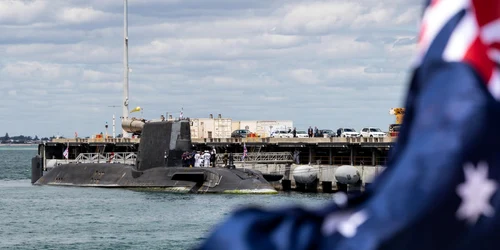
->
<box><xmin>282</xmin><ymin>180</ymin><xmax>292</xmax><ymax>191</ymax></box>
<box><xmin>337</xmin><ymin>182</ymin><xmax>347</xmax><ymax>193</ymax></box>
<box><xmin>322</xmin><ymin>181</ymin><xmax>333</xmax><ymax>193</ymax></box>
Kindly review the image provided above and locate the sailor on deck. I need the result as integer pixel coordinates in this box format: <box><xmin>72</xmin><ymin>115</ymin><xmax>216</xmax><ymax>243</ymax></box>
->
<box><xmin>203</xmin><ymin>150</ymin><xmax>211</xmax><ymax>168</ymax></box>
<box><xmin>194</xmin><ymin>151</ymin><xmax>201</xmax><ymax>167</ymax></box>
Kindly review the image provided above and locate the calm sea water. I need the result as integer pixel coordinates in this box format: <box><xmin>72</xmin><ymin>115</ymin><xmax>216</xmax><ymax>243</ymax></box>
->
<box><xmin>0</xmin><ymin>146</ymin><xmax>333</xmax><ymax>250</ymax></box>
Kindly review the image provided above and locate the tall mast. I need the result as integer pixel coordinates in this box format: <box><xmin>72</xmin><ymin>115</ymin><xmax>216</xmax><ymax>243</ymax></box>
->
<box><xmin>122</xmin><ymin>0</ymin><xmax>130</xmax><ymax>137</ymax></box>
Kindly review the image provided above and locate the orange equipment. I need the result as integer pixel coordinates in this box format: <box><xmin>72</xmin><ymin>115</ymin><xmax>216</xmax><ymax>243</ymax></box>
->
<box><xmin>389</xmin><ymin>108</ymin><xmax>405</xmax><ymax>137</ymax></box>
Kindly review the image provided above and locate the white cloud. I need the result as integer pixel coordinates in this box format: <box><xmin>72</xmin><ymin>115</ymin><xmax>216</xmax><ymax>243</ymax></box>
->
<box><xmin>319</xmin><ymin>36</ymin><xmax>375</xmax><ymax>58</ymax></box>
<box><xmin>86</xmin><ymin>82</ymin><xmax>122</xmax><ymax>90</ymax></box>
<box><xmin>83</xmin><ymin>69</ymin><xmax>117</xmax><ymax>82</ymax></box>
<box><xmin>1</xmin><ymin>61</ymin><xmax>62</xmax><ymax>80</ymax></box>
<box><xmin>279</xmin><ymin>1</ymin><xmax>420</xmax><ymax>35</ymax></box>
<box><xmin>0</xmin><ymin>0</ymin><xmax>420</xmax><ymax>136</ymax></box>
<box><xmin>281</xmin><ymin>2</ymin><xmax>362</xmax><ymax>34</ymax></box>
<box><xmin>289</xmin><ymin>69</ymin><xmax>320</xmax><ymax>84</ymax></box>
<box><xmin>58</xmin><ymin>7</ymin><xmax>109</xmax><ymax>24</ymax></box>
<box><xmin>0</xmin><ymin>0</ymin><xmax>48</xmax><ymax>24</ymax></box>
<box><xmin>254</xmin><ymin>34</ymin><xmax>306</xmax><ymax>49</ymax></box>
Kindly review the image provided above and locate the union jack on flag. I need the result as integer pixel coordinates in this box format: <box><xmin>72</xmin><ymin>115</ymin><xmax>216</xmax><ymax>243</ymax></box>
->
<box><xmin>198</xmin><ymin>1</ymin><xmax>500</xmax><ymax>250</ymax></box>
<box><xmin>63</xmin><ymin>146</ymin><xmax>69</xmax><ymax>160</ymax></box>
<box><xmin>415</xmin><ymin>0</ymin><xmax>500</xmax><ymax>97</ymax></box>
<box><xmin>241</xmin><ymin>143</ymin><xmax>248</xmax><ymax>161</ymax></box>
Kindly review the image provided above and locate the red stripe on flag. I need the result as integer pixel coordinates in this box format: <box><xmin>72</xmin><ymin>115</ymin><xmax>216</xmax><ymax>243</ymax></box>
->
<box><xmin>430</xmin><ymin>0</ymin><xmax>440</xmax><ymax>7</ymax></box>
<box><xmin>418</xmin><ymin>23</ymin><xmax>427</xmax><ymax>44</ymax></box>
<box><xmin>471</xmin><ymin>0</ymin><xmax>500</xmax><ymax>27</ymax></box>
<box><xmin>463</xmin><ymin>37</ymin><xmax>495</xmax><ymax>83</ymax></box>
<box><xmin>491</xmin><ymin>42</ymin><xmax>500</xmax><ymax>51</ymax></box>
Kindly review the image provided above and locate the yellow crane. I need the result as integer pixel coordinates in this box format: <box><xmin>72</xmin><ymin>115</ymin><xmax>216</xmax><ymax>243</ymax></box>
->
<box><xmin>389</xmin><ymin>108</ymin><xmax>405</xmax><ymax>124</ymax></box>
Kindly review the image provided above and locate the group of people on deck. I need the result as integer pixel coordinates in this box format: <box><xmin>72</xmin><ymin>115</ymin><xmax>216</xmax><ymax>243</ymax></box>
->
<box><xmin>181</xmin><ymin>149</ymin><xmax>217</xmax><ymax>168</ymax></box>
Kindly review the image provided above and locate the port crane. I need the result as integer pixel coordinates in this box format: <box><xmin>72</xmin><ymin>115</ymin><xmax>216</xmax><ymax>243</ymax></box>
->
<box><xmin>389</xmin><ymin>108</ymin><xmax>405</xmax><ymax>124</ymax></box>
<box><xmin>388</xmin><ymin>108</ymin><xmax>405</xmax><ymax>137</ymax></box>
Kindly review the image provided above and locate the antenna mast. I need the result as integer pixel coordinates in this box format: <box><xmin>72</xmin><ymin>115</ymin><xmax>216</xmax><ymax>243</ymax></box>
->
<box><xmin>108</xmin><ymin>105</ymin><xmax>120</xmax><ymax>138</ymax></box>
<box><xmin>122</xmin><ymin>0</ymin><xmax>130</xmax><ymax>137</ymax></box>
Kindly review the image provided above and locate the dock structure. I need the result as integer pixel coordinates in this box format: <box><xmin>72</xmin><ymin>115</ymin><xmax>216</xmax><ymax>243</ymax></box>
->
<box><xmin>36</xmin><ymin>136</ymin><xmax>397</xmax><ymax>192</ymax></box>
<box><xmin>43</xmin><ymin>137</ymin><xmax>395</xmax><ymax>168</ymax></box>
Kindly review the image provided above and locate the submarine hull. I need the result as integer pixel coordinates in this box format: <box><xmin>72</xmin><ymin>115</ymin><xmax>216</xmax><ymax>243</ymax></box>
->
<box><xmin>34</xmin><ymin>120</ymin><xmax>281</xmax><ymax>194</ymax></box>
<box><xmin>34</xmin><ymin>163</ymin><xmax>278</xmax><ymax>194</ymax></box>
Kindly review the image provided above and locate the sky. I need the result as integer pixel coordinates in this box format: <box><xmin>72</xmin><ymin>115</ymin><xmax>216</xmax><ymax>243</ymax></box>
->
<box><xmin>0</xmin><ymin>0</ymin><xmax>422</xmax><ymax>138</ymax></box>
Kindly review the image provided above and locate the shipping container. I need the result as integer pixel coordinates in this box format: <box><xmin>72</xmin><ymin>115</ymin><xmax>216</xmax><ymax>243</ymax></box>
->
<box><xmin>190</xmin><ymin>118</ymin><xmax>233</xmax><ymax>138</ymax></box>
<box><xmin>238</xmin><ymin>120</ymin><xmax>258</xmax><ymax>133</ymax></box>
<box><xmin>213</xmin><ymin>118</ymin><xmax>232</xmax><ymax>138</ymax></box>
<box><xmin>256</xmin><ymin>120</ymin><xmax>294</xmax><ymax>137</ymax></box>
<box><xmin>231</xmin><ymin>121</ymin><xmax>240</xmax><ymax>133</ymax></box>
<box><xmin>190</xmin><ymin>118</ymin><xmax>213</xmax><ymax>139</ymax></box>
<box><xmin>190</xmin><ymin>119</ymin><xmax>201</xmax><ymax>139</ymax></box>
<box><xmin>190</xmin><ymin>117</ymin><xmax>293</xmax><ymax>138</ymax></box>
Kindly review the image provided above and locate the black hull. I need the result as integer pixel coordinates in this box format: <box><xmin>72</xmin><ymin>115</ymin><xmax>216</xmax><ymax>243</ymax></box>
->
<box><xmin>34</xmin><ymin>163</ymin><xmax>279</xmax><ymax>194</ymax></box>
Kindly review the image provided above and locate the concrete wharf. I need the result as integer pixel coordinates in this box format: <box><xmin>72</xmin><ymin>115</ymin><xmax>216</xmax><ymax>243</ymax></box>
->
<box><xmin>45</xmin><ymin>137</ymin><xmax>396</xmax><ymax>167</ymax></box>
<box><xmin>36</xmin><ymin>137</ymin><xmax>397</xmax><ymax>193</ymax></box>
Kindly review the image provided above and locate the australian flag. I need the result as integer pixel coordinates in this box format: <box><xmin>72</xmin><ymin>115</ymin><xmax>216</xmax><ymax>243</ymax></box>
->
<box><xmin>63</xmin><ymin>145</ymin><xmax>69</xmax><ymax>160</ymax></box>
<box><xmin>242</xmin><ymin>143</ymin><xmax>248</xmax><ymax>161</ymax></box>
<box><xmin>197</xmin><ymin>1</ymin><xmax>500</xmax><ymax>249</ymax></box>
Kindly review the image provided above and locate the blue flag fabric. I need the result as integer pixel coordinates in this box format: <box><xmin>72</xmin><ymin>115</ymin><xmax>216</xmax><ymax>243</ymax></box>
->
<box><xmin>197</xmin><ymin>1</ymin><xmax>500</xmax><ymax>249</ymax></box>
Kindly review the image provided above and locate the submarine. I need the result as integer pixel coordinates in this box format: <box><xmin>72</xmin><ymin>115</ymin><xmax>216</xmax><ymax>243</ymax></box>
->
<box><xmin>31</xmin><ymin>119</ymin><xmax>282</xmax><ymax>194</ymax></box>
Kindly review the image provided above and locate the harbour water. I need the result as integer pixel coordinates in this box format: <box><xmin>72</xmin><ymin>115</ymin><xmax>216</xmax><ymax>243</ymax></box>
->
<box><xmin>0</xmin><ymin>146</ymin><xmax>333</xmax><ymax>249</ymax></box>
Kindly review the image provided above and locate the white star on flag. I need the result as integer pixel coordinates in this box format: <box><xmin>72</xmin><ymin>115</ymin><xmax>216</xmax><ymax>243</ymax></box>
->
<box><xmin>322</xmin><ymin>209</ymin><xmax>368</xmax><ymax>238</ymax></box>
<box><xmin>456</xmin><ymin>161</ymin><xmax>498</xmax><ymax>225</ymax></box>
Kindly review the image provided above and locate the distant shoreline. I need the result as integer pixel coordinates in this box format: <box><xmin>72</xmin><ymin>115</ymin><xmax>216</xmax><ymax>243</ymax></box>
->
<box><xmin>0</xmin><ymin>144</ymin><xmax>38</xmax><ymax>147</ymax></box>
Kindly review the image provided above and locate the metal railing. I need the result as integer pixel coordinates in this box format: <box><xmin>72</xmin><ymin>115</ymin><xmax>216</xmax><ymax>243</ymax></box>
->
<box><xmin>215</xmin><ymin>152</ymin><xmax>294</xmax><ymax>163</ymax></box>
<box><xmin>74</xmin><ymin>152</ymin><xmax>137</xmax><ymax>164</ymax></box>
<box><xmin>70</xmin><ymin>152</ymin><xmax>292</xmax><ymax>165</ymax></box>
<box><xmin>306</xmin><ymin>156</ymin><xmax>388</xmax><ymax>166</ymax></box>
<box><xmin>65</xmin><ymin>152</ymin><xmax>387</xmax><ymax>166</ymax></box>
<box><xmin>194</xmin><ymin>136</ymin><xmax>396</xmax><ymax>144</ymax></box>
<box><xmin>51</xmin><ymin>136</ymin><xmax>397</xmax><ymax>144</ymax></box>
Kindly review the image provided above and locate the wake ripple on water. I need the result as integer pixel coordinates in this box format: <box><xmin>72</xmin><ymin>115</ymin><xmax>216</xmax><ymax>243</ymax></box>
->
<box><xmin>0</xmin><ymin>147</ymin><xmax>37</xmax><ymax>180</ymax></box>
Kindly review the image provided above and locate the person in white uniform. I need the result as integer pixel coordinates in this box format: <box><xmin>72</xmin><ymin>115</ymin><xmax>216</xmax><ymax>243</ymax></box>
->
<box><xmin>203</xmin><ymin>150</ymin><xmax>211</xmax><ymax>168</ymax></box>
<box><xmin>194</xmin><ymin>151</ymin><xmax>201</xmax><ymax>167</ymax></box>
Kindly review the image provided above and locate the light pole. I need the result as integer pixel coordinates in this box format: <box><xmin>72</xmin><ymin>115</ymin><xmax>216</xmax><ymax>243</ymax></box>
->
<box><xmin>105</xmin><ymin>122</ymin><xmax>109</xmax><ymax>138</ymax></box>
<box><xmin>122</xmin><ymin>0</ymin><xmax>130</xmax><ymax>137</ymax></box>
<box><xmin>108</xmin><ymin>105</ymin><xmax>120</xmax><ymax>138</ymax></box>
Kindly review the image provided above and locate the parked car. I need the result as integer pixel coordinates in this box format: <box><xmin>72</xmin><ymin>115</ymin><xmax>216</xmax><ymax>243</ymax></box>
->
<box><xmin>296</xmin><ymin>130</ymin><xmax>309</xmax><ymax>138</ymax></box>
<box><xmin>360</xmin><ymin>127</ymin><xmax>387</xmax><ymax>137</ymax></box>
<box><xmin>336</xmin><ymin>128</ymin><xmax>360</xmax><ymax>137</ymax></box>
<box><xmin>231</xmin><ymin>129</ymin><xmax>250</xmax><ymax>138</ymax></box>
<box><xmin>388</xmin><ymin>124</ymin><xmax>401</xmax><ymax>137</ymax></box>
<box><xmin>271</xmin><ymin>130</ymin><xmax>293</xmax><ymax>138</ymax></box>
<box><xmin>319</xmin><ymin>129</ymin><xmax>336</xmax><ymax>138</ymax></box>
